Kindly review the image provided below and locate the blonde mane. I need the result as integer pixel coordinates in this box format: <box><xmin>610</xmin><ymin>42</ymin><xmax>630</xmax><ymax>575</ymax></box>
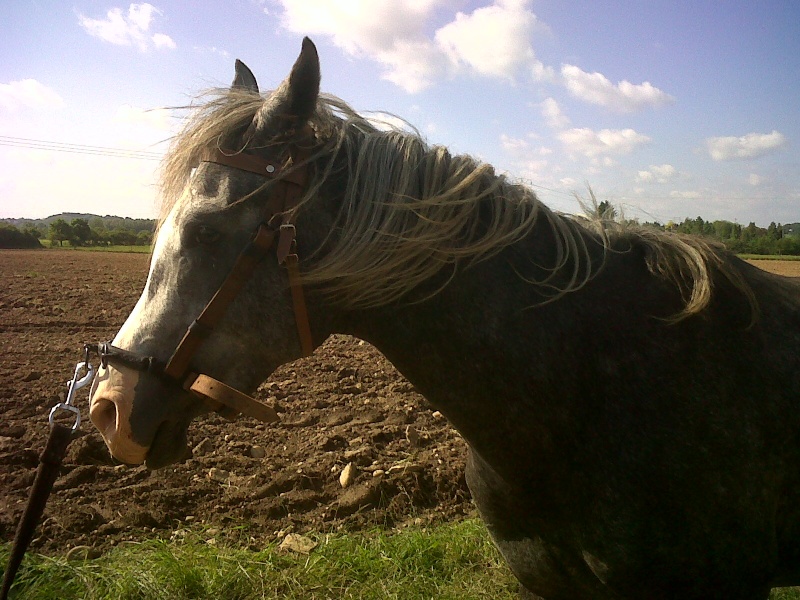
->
<box><xmin>159</xmin><ymin>88</ymin><xmax>753</xmax><ymax>318</ymax></box>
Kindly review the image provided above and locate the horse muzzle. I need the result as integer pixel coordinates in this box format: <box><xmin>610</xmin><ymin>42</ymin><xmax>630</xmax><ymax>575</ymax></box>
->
<box><xmin>89</xmin><ymin>362</ymin><xmax>151</xmax><ymax>465</ymax></box>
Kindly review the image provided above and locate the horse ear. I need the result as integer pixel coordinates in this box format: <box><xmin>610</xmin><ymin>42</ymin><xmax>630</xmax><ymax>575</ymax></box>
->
<box><xmin>232</xmin><ymin>59</ymin><xmax>259</xmax><ymax>93</ymax></box>
<box><xmin>286</xmin><ymin>37</ymin><xmax>320</xmax><ymax>122</ymax></box>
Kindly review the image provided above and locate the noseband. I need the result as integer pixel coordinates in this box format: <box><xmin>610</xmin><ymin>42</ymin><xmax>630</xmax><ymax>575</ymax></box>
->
<box><xmin>88</xmin><ymin>132</ymin><xmax>315</xmax><ymax>423</ymax></box>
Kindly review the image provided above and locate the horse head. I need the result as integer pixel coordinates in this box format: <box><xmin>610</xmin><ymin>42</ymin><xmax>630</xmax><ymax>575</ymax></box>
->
<box><xmin>89</xmin><ymin>39</ymin><xmax>339</xmax><ymax>468</ymax></box>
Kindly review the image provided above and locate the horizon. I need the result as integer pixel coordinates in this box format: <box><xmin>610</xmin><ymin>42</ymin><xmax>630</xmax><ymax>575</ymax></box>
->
<box><xmin>2</xmin><ymin>1</ymin><xmax>798</xmax><ymax>225</ymax></box>
<box><xmin>6</xmin><ymin>210</ymin><xmax>799</xmax><ymax>232</ymax></box>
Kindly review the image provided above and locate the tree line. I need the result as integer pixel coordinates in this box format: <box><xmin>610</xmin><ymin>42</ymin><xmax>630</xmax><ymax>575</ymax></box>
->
<box><xmin>1</xmin><ymin>214</ymin><xmax>155</xmax><ymax>248</ymax></box>
<box><xmin>595</xmin><ymin>202</ymin><xmax>800</xmax><ymax>256</ymax></box>
<box><xmin>658</xmin><ymin>216</ymin><xmax>800</xmax><ymax>256</ymax></box>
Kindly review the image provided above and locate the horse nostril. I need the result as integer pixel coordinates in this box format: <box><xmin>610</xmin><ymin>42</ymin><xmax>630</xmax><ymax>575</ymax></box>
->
<box><xmin>91</xmin><ymin>397</ymin><xmax>119</xmax><ymax>436</ymax></box>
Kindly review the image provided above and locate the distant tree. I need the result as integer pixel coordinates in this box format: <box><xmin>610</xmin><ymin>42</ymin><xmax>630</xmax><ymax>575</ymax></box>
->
<box><xmin>88</xmin><ymin>216</ymin><xmax>106</xmax><ymax>232</ymax></box>
<box><xmin>22</xmin><ymin>225</ymin><xmax>41</xmax><ymax>240</ymax></box>
<box><xmin>107</xmin><ymin>229</ymin><xmax>137</xmax><ymax>245</ymax></box>
<box><xmin>596</xmin><ymin>200</ymin><xmax>617</xmax><ymax>220</ymax></box>
<box><xmin>712</xmin><ymin>220</ymin><xmax>735</xmax><ymax>240</ymax></box>
<box><xmin>136</xmin><ymin>230</ymin><xmax>153</xmax><ymax>246</ymax></box>
<box><xmin>0</xmin><ymin>223</ymin><xmax>43</xmax><ymax>249</ymax></box>
<box><xmin>69</xmin><ymin>218</ymin><xmax>92</xmax><ymax>246</ymax></box>
<box><xmin>48</xmin><ymin>219</ymin><xmax>73</xmax><ymax>247</ymax></box>
<box><xmin>778</xmin><ymin>236</ymin><xmax>800</xmax><ymax>255</ymax></box>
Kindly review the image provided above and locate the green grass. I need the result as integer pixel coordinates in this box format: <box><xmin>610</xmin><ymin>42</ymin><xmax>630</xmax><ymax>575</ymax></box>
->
<box><xmin>3</xmin><ymin>519</ymin><xmax>800</xmax><ymax>598</ymax></box>
<box><xmin>0</xmin><ymin>520</ymin><xmax>518</xmax><ymax>600</ymax></box>
<box><xmin>65</xmin><ymin>245</ymin><xmax>152</xmax><ymax>253</ymax></box>
<box><xmin>39</xmin><ymin>242</ymin><xmax>151</xmax><ymax>253</ymax></box>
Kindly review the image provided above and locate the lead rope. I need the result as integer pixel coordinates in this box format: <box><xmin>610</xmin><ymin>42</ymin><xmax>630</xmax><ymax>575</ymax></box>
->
<box><xmin>1</xmin><ymin>355</ymin><xmax>95</xmax><ymax>600</ymax></box>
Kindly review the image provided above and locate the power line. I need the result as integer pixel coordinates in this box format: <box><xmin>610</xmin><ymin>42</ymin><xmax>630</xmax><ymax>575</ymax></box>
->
<box><xmin>0</xmin><ymin>135</ymin><xmax>163</xmax><ymax>161</ymax></box>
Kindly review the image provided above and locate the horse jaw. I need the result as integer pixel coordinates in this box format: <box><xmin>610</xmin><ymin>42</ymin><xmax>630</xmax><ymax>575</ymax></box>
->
<box><xmin>89</xmin><ymin>364</ymin><xmax>149</xmax><ymax>465</ymax></box>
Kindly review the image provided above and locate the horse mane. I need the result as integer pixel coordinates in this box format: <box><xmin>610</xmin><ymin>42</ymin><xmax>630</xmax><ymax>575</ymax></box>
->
<box><xmin>158</xmin><ymin>87</ymin><xmax>755</xmax><ymax>319</ymax></box>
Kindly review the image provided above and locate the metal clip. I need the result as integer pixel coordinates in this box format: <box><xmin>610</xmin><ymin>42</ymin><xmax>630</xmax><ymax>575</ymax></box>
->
<box><xmin>48</xmin><ymin>359</ymin><xmax>96</xmax><ymax>431</ymax></box>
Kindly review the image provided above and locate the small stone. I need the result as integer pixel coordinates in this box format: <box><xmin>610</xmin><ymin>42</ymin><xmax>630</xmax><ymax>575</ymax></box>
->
<box><xmin>343</xmin><ymin>447</ymin><xmax>369</xmax><ymax>461</ymax></box>
<box><xmin>0</xmin><ymin>425</ymin><xmax>25</xmax><ymax>438</ymax></box>
<box><xmin>249</xmin><ymin>445</ymin><xmax>266</xmax><ymax>459</ymax></box>
<box><xmin>193</xmin><ymin>437</ymin><xmax>214</xmax><ymax>455</ymax></box>
<box><xmin>405</xmin><ymin>426</ymin><xmax>421</xmax><ymax>447</ymax></box>
<box><xmin>388</xmin><ymin>463</ymin><xmax>423</xmax><ymax>474</ymax></box>
<box><xmin>337</xmin><ymin>481</ymin><xmax>380</xmax><ymax>516</ymax></box>
<box><xmin>208</xmin><ymin>468</ymin><xmax>230</xmax><ymax>482</ymax></box>
<box><xmin>432</xmin><ymin>411</ymin><xmax>444</xmax><ymax>419</ymax></box>
<box><xmin>279</xmin><ymin>533</ymin><xmax>317</xmax><ymax>554</ymax></box>
<box><xmin>372</xmin><ymin>470</ymin><xmax>385</xmax><ymax>477</ymax></box>
<box><xmin>339</xmin><ymin>462</ymin><xmax>356</xmax><ymax>488</ymax></box>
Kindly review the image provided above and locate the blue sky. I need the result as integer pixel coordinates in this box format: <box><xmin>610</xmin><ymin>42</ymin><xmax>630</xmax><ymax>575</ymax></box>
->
<box><xmin>1</xmin><ymin>1</ymin><xmax>798</xmax><ymax>226</ymax></box>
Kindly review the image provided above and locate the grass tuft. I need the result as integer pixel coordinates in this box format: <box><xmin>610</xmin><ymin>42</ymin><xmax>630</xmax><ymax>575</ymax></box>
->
<box><xmin>1</xmin><ymin>520</ymin><xmax>517</xmax><ymax>600</ymax></box>
<box><xmin>4</xmin><ymin>519</ymin><xmax>800</xmax><ymax>598</ymax></box>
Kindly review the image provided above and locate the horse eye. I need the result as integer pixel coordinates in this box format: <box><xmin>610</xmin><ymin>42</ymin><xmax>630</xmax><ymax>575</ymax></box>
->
<box><xmin>195</xmin><ymin>225</ymin><xmax>221</xmax><ymax>245</ymax></box>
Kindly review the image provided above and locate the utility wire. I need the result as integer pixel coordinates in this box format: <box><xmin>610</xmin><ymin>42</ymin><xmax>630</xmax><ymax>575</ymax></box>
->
<box><xmin>0</xmin><ymin>135</ymin><xmax>163</xmax><ymax>161</ymax></box>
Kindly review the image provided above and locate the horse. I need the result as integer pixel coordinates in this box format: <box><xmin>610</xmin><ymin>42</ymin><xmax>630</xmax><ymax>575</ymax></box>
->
<box><xmin>88</xmin><ymin>38</ymin><xmax>800</xmax><ymax>599</ymax></box>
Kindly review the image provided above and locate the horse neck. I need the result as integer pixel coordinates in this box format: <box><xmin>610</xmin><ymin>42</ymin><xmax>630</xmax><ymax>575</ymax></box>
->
<box><xmin>334</xmin><ymin>213</ymin><xmax>602</xmax><ymax>467</ymax></box>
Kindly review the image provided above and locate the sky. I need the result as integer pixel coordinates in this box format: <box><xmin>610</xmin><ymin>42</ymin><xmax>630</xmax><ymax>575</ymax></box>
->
<box><xmin>1</xmin><ymin>0</ymin><xmax>798</xmax><ymax>226</ymax></box>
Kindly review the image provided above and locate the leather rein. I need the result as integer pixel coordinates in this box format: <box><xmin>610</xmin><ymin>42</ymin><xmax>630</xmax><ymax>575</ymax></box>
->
<box><xmin>88</xmin><ymin>136</ymin><xmax>316</xmax><ymax>424</ymax></box>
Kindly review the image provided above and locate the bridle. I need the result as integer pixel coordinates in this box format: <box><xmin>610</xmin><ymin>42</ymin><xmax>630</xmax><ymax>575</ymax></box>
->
<box><xmin>87</xmin><ymin>130</ymin><xmax>316</xmax><ymax>423</ymax></box>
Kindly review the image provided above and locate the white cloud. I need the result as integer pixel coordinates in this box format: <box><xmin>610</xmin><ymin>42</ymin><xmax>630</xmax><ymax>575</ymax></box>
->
<box><xmin>560</xmin><ymin>64</ymin><xmax>674</xmax><ymax>112</ymax></box>
<box><xmin>559</xmin><ymin>177</ymin><xmax>577</xmax><ymax>188</ymax></box>
<box><xmin>670</xmin><ymin>190</ymin><xmax>700</xmax><ymax>199</ymax></box>
<box><xmin>540</xmin><ymin>97</ymin><xmax>570</xmax><ymax>129</ymax></box>
<box><xmin>558</xmin><ymin>127</ymin><xmax>650</xmax><ymax>158</ymax></box>
<box><xmin>152</xmin><ymin>33</ymin><xmax>176</xmax><ymax>49</ymax></box>
<box><xmin>749</xmin><ymin>173</ymin><xmax>762</xmax><ymax>186</ymax></box>
<box><xmin>273</xmin><ymin>0</ymin><xmax>445</xmax><ymax>92</ymax></box>
<box><xmin>272</xmin><ymin>0</ymin><xmax>549</xmax><ymax>92</ymax></box>
<box><xmin>362</xmin><ymin>111</ymin><xmax>417</xmax><ymax>133</ymax></box>
<box><xmin>636</xmin><ymin>163</ymin><xmax>677</xmax><ymax>183</ymax></box>
<box><xmin>377</xmin><ymin>39</ymin><xmax>448</xmax><ymax>94</ymax></box>
<box><xmin>194</xmin><ymin>45</ymin><xmax>230</xmax><ymax>58</ymax></box>
<box><xmin>500</xmin><ymin>133</ymin><xmax>529</xmax><ymax>153</ymax></box>
<box><xmin>78</xmin><ymin>3</ymin><xmax>175</xmax><ymax>52</ymax></box>
<box><xmin>531</xmin><ymin>61</ymin><xmax>555</xmax><ymax>82</ymax></box>
<box><xmin>0</xmin><ymin>79</ymin><xmax>64</xmax><ymax>112</ymax></box>
<box><xmin>435</xmin><ymin>0</ymin><xmax>540</xmax><ymax>80</ymax></box>
<box><xmin>115</xmin><ymin>105</ymin><xmax>175</xmax><ymax>134</ymax></box>
<box><xmin>705</xmin><ymin>130</ymin><xmax>787</xmax><ymax>161</ymax></box>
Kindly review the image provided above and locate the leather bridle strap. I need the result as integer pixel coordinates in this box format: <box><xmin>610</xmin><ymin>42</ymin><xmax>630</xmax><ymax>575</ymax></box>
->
<box><xmin>95</xmin><ymin>137</ymin><xmax>316</xmax><ymax>424</ymax></box>
<box><xmin>163</xmin><ymin>224</ymin><xmax>278</xmax><ymax>380</ymax></box>
<box><xmin>199</xmin><ymin>145</ymin><xmax>315</xmax><ymax>358</ymax></box>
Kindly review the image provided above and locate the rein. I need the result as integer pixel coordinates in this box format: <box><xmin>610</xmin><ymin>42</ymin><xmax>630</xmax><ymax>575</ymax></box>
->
<box><xmin>1</xmin><ymin>134</ymin><xmax>317</xmax><ymax>598</ymax></box>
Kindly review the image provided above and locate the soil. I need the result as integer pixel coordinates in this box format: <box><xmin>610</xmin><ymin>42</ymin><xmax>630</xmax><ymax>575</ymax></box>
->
<box><xmin>0</xmin><ymin>250</ymin><xmax>471</xmax><ymax>556</ymax></box>
<box><xmin>0</xmin><ymin>250</ymin><xmax>797</xmax><ymax>556</ymax></box>
<box><xmin>745</xmin><ymin>258</ymin><xmax>800</xmax><ymax>278</ymax></box>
